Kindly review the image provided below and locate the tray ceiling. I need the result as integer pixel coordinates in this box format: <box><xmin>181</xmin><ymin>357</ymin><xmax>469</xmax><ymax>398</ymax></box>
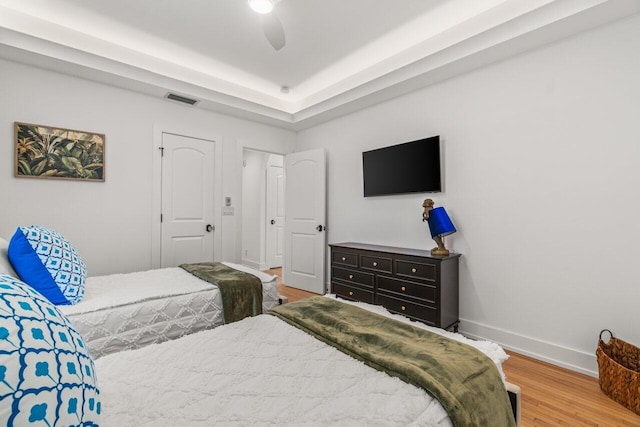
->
<box><xmin>0</xmin><ymin>0</ymin><xmax>638</xmax><ymax>129</ymax></box>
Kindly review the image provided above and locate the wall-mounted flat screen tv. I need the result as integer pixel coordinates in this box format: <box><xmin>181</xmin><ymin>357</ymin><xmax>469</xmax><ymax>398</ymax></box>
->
<box><xmin>362</xmin><ymin>135</ymin><xmax>441</xmax><ymax>197</ymax></box>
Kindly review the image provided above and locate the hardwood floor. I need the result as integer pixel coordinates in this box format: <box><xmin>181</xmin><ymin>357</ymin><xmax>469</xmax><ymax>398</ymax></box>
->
<box><xmin>266</xmin><ymin>268</ymin><xmax>321</xmax><ymax>302</ymax></box>
<box><xmin>502</xmin><ymin>351</ymin><xmax>640</xmax><ymax>426</ymax></box>
<box><xmin>268</xmin><ymin>268</ymin><xmax>640</xmax><ymax>426</ymax></box>
<box><xmin>278</xmin><ymin>281</ymin><xmax>320</xmax><ymax>303</ymax></box>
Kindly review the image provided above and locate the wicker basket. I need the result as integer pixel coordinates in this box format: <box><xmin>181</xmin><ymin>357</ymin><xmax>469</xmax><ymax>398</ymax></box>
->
<box><xmin>596</xmin><ymin>329</ymin><xmax>640</xmax><ymax>415</ymax></box>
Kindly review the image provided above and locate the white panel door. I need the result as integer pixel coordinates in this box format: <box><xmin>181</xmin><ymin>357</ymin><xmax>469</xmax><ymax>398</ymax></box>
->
<box><xmin>283</xmin><ymin>148</ymin><xmax>326</xmax><ymax>294</ymax></box>
<box><xmin>161</xmin><ymin>133</ymin><xmax>215</xmax><ymax>267</ymax></box>
<box><xmin>266</xmin><ymin>163</ymin><xmax>284</xmax><ymax>268</ymax></box>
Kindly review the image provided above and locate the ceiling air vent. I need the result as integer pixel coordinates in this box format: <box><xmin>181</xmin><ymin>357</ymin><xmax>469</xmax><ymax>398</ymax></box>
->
<box><xmin>165</xmin><ymin>92</ymin><xmax>199</xmax><ymax>106</ymax></box>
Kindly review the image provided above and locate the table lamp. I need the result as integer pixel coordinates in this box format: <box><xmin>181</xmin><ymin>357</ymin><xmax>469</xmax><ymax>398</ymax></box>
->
<box><xmin>422</xmin><ymin>199</ymin><xmax>456</xmax><ymax>256</ymax></box>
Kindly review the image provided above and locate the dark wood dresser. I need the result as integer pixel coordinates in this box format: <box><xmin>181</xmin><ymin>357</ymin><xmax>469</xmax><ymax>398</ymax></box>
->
<box><xmin>329</xmin><ymin>242</ymin><xmax>460</xmax><ymax>331</ymax></box>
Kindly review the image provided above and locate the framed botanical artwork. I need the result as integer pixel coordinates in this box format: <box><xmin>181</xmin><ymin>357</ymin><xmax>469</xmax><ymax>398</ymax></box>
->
<box><xmin>14</xmin><ymin>122</ymin><xmax>105</xmax><ymax>182</ymax></box>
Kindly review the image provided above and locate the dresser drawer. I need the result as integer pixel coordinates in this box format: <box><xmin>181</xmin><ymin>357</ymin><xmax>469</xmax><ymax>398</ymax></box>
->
<box><xmin>396</xmin><ymin>259</ymin><xmax>437</xmax><ymax>283</ymax></box>
<box><xmin>360</xmin><ymin>255</ymin><xmax>392</xmax><ymax>273</ymax></box>
<box><xmin>377</xmin><ymin>276</ymin><xmax>436</xmax><ymax>304</ymax></box>
<box><xmin>332</xmin><ymin>266</ymin><xmax>374</xmax><ymax>288</ymax></box>
<box><xmin>332</xmin><ymin>282</ymin><xmax>374</xmax><ymax>304</ymax></box>
<box><xmin>377</xmin><ymin>294</ymin><xmax>437</xmax><ymax>325</ymax></box>
<box><xmin>332</xmin><ymin>251</ymin><xmax>358</xmax><ymax>267</ymax></box>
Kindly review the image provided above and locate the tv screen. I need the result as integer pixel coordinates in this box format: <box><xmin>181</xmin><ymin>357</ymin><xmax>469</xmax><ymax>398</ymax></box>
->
<box><xmin>362</xmin><ymin>135</ymin><xmax>441</xmax><ymax>197</ymax></box>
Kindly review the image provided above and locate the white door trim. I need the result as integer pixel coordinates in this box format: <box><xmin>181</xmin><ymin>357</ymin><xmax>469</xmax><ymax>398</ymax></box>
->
<box><xmin>235</xmin><ymin>143</ymin><xmax>289</xmax><ymax>268</ymax></box>
<box><xmin>151</xmin><ymin>123</ymin><xmax>223</xmax><ymax>269</ymax></box>
<box><xmin>266</xmin><ymin>158</ymin><xmax>284</xmax><ymax>269</ymax></box>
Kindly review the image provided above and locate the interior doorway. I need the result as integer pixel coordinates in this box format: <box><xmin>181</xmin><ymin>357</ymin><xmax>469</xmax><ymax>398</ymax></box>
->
<box><xmin>241</xmin><ymin>149</ymin><xmax>284</xmax><ymax>270</ymax></box>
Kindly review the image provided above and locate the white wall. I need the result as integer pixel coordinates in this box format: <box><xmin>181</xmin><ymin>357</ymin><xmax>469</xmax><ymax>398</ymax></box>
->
<box><xmin>0</xmin><ymin>59</ymin><xmax>296</xmax><ymax>276</ymax></box>
<box><xmin>296</xmin><ymin>13</ymin><xmax>640</xmax><ymax>376</ymax></box>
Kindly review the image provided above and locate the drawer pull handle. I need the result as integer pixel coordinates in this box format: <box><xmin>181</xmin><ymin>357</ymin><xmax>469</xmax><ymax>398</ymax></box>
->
<box><xmin>348</xmin><ymin>274</ymin><xmax>354</xmax><ymax>280</ymax></box>
<box><xmin>372</xmin><ymin>262</ymin><xmax>378</xmax><ymax>267</ymax></box>
<box><xmin>401</xmin><ymin>306</ymin><xmax>406</xmax><ymax>311</ymax></box>
<box><xmin>411</xmin><ymin>268</ymin><xmax>417</xmax><ymax>273</ymax></box>
<box><xmin>401</xmin><ymin>286</ymin><xmax>406</xmax><ymax>292</ymax></box>
<box><xmin>341</xmin><ymin>257</ymin><xmax>346</xmax><ymax>261</ymax></box>
<box><xmin>349</xmin><ymin>291</ymin><xmax>354</xmax><ymax>296</ymax></box>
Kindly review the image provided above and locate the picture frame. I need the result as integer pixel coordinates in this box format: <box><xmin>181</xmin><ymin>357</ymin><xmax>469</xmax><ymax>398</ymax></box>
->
<box><xmin>14</xmin><ymin>121</ymin><xmax>105</xmax><ymax>182</ymax></box>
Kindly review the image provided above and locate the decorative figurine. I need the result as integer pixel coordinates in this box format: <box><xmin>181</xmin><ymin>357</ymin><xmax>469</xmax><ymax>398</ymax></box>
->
<box><xmin>422</xmin><ymin>198</ymin><xmax>456</xmax><ymax>256</ymax></box>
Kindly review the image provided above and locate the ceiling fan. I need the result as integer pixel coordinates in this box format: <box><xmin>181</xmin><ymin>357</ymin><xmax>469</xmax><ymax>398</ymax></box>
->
<box><xmin>248</xmin><ymin>0</ymin><xmax>286</xmax><ymax>51</ymax></box>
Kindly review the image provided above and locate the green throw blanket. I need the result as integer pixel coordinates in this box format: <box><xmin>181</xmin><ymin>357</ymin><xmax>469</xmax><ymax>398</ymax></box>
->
<box><xmin>180</xmin><ymin>262</ymin><xmax>262</xmax><ymax>324</ymax></box>
<box><xmin>270</xmin><ymin>296</ymin><xmax>515</xmax><ymax>427</ymax></box>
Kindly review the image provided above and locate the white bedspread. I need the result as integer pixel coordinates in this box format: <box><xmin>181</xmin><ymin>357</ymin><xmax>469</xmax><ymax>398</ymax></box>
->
<box><xmin>60</xmin><ymin>266</ymin><xmax>280</xmax><ymax>358</ymax></box>
<box><xmin>61</xmin><ymin>265</ymin><xmax>278</xmax><ymax>316</ymax></box>
<box><xmin>60</xmin><ymin>268</ymin><xmax>223</xmax><ymax>359</ymax></box>
<box><xmin>96</xmin><ymin>301</ymin><xmax>508</xmax><ymax>426</ymax></box>
<box><xmin>61</xmin><ymin>268</ymin><xmax>213</xmax><ymax>315</ymax></box>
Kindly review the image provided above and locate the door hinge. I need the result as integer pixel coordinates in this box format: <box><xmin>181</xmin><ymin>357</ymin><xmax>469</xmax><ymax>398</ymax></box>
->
<box><xmin>160</xmin><ymin>214</ymin><xmax>163</xmax><ymax>222</ymax></box>
<box><xmin>159</xmin><ymin>146</ymin><xmax>164</xmax><ymax>156</ymax></box>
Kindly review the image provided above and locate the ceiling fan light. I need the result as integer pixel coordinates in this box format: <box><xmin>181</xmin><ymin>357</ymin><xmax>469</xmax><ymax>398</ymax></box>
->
<box><xmin>248</xmin><ymin>0</ymin><xmax>274</xmax><ymax>14</ymax></box>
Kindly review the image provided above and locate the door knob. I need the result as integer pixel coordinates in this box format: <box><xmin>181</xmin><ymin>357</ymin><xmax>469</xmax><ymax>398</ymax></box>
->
<box><xmin>316</xmin><ymin>225</ymin><xmax>324</xmax><ymax>232</ymax></box>
<box><xmin>206</xmin><ymin>224</ymin><xmax>214</xmax><ymax>232</ymax></box>
<box><xmin>270</xmin><ymin>219</ymin><xmax>275</xmax><ymax>225</ymax></box>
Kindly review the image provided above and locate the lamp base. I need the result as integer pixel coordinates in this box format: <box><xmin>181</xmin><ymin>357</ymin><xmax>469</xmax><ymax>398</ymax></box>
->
<box><xmin>430</xmin><ymin>247</ymin><xmax>450</xmax><ymax>256</ymax></box>
<box><xmin>431</xmin><ymin>236</ymin><xmax>450</xmax><ymax>256</ymax></box>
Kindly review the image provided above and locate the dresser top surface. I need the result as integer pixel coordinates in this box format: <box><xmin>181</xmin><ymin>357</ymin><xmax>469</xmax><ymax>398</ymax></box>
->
<box><xmin>329</xmin><ymin>242</ymin><xmax>461</xmax><ymax>260</ymax></box>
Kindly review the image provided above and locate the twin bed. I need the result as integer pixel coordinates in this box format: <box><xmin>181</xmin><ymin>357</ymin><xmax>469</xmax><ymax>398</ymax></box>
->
<box><xmin>0</xmin><ymin>235</ymin><xmax>520</xmax><ymax>426</ymax></box>
<box><xmin>95</xmin><ymin>296</ymin><xmax>518</xmax><ymax>426</ymax></box>
<box><xmin>58</xmin><ymin>262</ymin><xmax>280</xmax><ymax>358</ymax></box>
<box><xmin>95</xmin><ymin>296</ymin><xmax>520</xmax><ymax>426</ymax></box>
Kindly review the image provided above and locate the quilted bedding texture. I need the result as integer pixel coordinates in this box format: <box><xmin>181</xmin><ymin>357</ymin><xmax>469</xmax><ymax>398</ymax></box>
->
<box><xmin>60</xmin><ymin>265</ymin><xmax>277</xmax><ymax>316</ymax></box>
<box><xmin>60</xmin><ymin>266</ymin><xmax>280</xmax><ymax>358</ymax></box>
<box><xmin>96</xmin><ymin>304</ymin><xmax>508</xmax><ymax>426</ymax></box>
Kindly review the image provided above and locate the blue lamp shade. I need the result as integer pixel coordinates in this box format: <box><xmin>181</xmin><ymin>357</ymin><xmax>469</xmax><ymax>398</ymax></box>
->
<box><xmin>426</xmin><ymin>207</ymin><xmax>456</xmax><ymax>238</ymax></box>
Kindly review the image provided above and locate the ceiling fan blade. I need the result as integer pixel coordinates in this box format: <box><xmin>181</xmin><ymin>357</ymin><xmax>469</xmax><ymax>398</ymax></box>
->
<box><xmin>261</xmin><ymin>13</ymin><xmax>285</xmax><ymax>51</ymax></box>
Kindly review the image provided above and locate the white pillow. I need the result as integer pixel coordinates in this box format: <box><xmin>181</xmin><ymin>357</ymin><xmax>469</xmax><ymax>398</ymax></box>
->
<box><xmin>0</xmin><ymin>237</ymin><xmax>18</xmax><ymax>278</ymax></box>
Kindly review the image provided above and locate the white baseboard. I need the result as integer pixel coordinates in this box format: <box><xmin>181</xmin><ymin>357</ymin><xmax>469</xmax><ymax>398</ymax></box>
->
<box><xmin>240</xmin><ymin>259</ymin><xmax>270</xmax><ymax>271</ymax></box>
<box><xmin>460</xmin><ymin>318</ymin><xmax>598</xmax><ymax>378</ymax></box>
<box><xmin>240</xmin><ymin>258</ymin><xmax>261</xmax><ymax>270</ymax></box>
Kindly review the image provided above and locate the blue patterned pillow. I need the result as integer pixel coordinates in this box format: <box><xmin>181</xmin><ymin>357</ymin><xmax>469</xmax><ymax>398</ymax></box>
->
<box><xmin>0</xmin><ymin>274</ymin><xmax>100</xmax><ymax>425</ymax></box>
<box><xmin>8</xmin><ymin>226</ymin><xmax>86</xmax><ymax>305</ymax></box>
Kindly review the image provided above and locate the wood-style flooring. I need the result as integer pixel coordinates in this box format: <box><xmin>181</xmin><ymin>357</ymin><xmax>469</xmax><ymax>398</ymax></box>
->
<box><xmin>267</xmin><ymin>268</ymin><xmax>640</xmax><ymax>427</ymax></box>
